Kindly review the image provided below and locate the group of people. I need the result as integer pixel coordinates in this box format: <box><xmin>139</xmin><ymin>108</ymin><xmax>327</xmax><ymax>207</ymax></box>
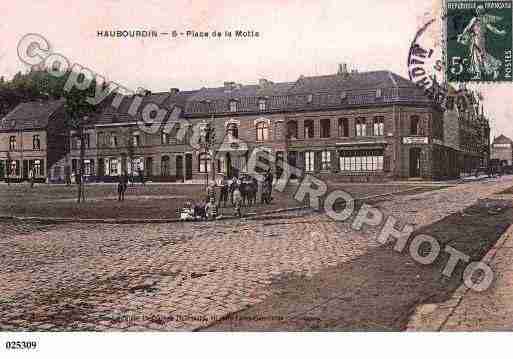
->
<box><xmin>179</xmin><ymin>169</ymin><xmax>275</xmax><ymax>221</ymax></box>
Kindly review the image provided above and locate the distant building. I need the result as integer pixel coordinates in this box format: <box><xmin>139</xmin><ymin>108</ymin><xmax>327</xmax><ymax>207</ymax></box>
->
<box><xmin>491</xmin><ymin>134</ymin><xmax>513</xmax><ymax>166</ymax></box>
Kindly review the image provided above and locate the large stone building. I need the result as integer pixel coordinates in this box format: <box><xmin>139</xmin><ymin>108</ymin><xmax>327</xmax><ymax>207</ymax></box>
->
<box><xmin>0</xmin><ymin>66</ymin><xmax>492</xmax><ymax>183</ymax></box>
<box><xmin>491</xmin><ymin>134</ymin><xmax>513</xmax><ymax>166</ymax></box>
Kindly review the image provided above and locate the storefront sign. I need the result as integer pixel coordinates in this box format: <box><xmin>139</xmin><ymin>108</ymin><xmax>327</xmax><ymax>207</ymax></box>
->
<box><xmin>402</xmin><ymin>137</ymin><xmax>429</xmax><ymax>145</ymax></box>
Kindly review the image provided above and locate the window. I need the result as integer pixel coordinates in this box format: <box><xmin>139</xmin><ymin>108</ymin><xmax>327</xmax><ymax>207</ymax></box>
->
<box><xmin>9</xmin><ymin>136</ymin><xmax>16</xmax><ymax>150</ymax></box>
<box><xmin>339</xmin><ymin>150</ymin><xmax>384</xmax><ymax>172</ymax></box>
<box><xmin>304</xmin><ymin>151</ymin><xmax>315</xmax><ymax>172</ymax></box>
<box><xmin>71</xmin><ymin>136</ymin><xmax>79</xmax><ymax>150</ymax></box>
<box><xmin>226</xmin><ymin>123</ymin><xmax>238</xmax><ymax>139</ymax></box>
<box><xmin>256</xmin><ymin>122</ymin><xmax>269</xmax><ymax>142</ymax></box>
<box><xmin>32</xmin><ymin>160</ymin><xmax>41</xmax><ymax>176</ymax></box>
<box><xmin>161</xmin><ymin>156</ymin><xmax>170</xmax><ymax>176</ymax></box>
<box><xmin>258</xmin><ymin>99</ymin><xmax>266</xmax><ymax>111</ymax></box>
<box><xmin>199</xmin><ymin>153</ymin><xmax>211</xmax><ymax>173</ymax></box>
<box><xmin>110</xmin><ymin>132</ymin><xmax>117</xmax><ymax>147</ymax></box>
<box><xmin>161</xmin><ymin>131</ymin><xmax>170</xmax><ymax>145</ymax></box>
<box><xmin>307</xmin><ymin>94</ymin><xmax>313</xmax><ymax>104</ymax></box>
<box><xmin>338</xmin><ymin>118</ymin><xmax>349</xmax><ymax>137</ymax></box>
<box><xmin>97</xmin><ymin>132</ymin><xmax>105</xmax><ymax>148</ymax></box>
<box><xmin>304</xmin><ymin>120</ymin><xmax>314</xmax><ymax>139</ymax></box>
<box><xmin>320</xmin><ymin>119</ymin><xmax>331</xmax><ymax>138</ymax></box>
<box><xmin>373</xmin><ymin>117</ymin><xmax>384</xmax><ymax>136</ymax></box>
<box><xmin>411</xmin><ymin>116</ymin><xmax>420</xmax><ymax>135</ymax></box>
<box><xmin>10</xmin><ymin>160</ymin><xmax>18</xmax><ymax>176</ymax></box>
<box><xmin>108</xmin><ymin>158</ymin><xmax>119</xmax><ymax>175</ymax></box>
<box><xmin>355</xmin><ymin>118</ymin><xmax>366</xmax><ymax>137</ymax></box>
<box><xmin>321</xmin><ymin>150</ymin><xmax>331</xmax><ymax>170</ymax></box>
<box><xmin>287</xmin><ymin>120</ymin><xmax>298</xmax><ymax>140</ymax></box>
<box><xmin>229</xmin><ymin>100</ymin><xmax>237</xmax><ymax>112</ymax></box>
<box><xmin>84</xmin><ymin>159</ymin><xmax>92</xmax><ymax>176</ymax></box>
<box><xmin>132</xmin><ymin>132</ymin><xmax>140</xmax><ymax>147</ymax></box>
<box><xmin>84</xmin><ymin>133</ymin><xmax>91</xmax><ymax>149</ymax></box>
<box><xmin>33</xmin><ymin>135</ymin><xmax>41</xmax><ymax>150</ymax></box>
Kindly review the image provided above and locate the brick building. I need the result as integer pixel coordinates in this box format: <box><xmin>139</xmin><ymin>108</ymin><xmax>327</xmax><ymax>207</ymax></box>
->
<box><xmin>0</xmin><ymin>99</ymin><xmax>67</xmax><ymax>182</ymax></box>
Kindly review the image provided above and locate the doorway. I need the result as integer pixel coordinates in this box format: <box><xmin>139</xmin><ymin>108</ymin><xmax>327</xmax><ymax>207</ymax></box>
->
<box><xmin>409</xmin><ymin>148</ymin><xmax>421</xmax><ymax>178</ymax></box>
<box><xmin>176</xmin><ymin>155</ymin><xmax>183</xmax><ymax>182</ymax></box>
<box><xmin>185</xmin><ymin>153</ymin><xmax>193</xmax><ymax>180</ymax></box>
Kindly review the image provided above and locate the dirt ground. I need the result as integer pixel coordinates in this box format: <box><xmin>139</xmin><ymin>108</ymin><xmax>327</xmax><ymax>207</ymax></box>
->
<box><xmin>0</xmin><ymin>182</ymin><xmax>439</xmax><ymax>219</ymax></box>
<box><xmin>203</xmin><ymin>198</ymin><xmax>513</xmax><ymax>331</ymax></box>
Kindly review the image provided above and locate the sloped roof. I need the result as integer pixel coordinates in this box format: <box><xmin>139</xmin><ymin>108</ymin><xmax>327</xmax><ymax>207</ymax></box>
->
<box><xmin>184</xmin><ymin>70</ymin><xmax>432</xmax><ymax>116</ymax></box>
<box><xmin>493</xmin><ymin>134</ymin><xmax>513</xmax><ymax>144</ymax></box>
<box><xmin>0</xmin><ymin>99</ymin><xmax>65</xmax><ymax>131</ymax></box>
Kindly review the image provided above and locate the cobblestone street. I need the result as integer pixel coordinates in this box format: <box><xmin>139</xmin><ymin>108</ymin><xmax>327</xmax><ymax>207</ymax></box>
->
<box><xmin>1</xmin><ymin>177</ymin><xmax>512</xmax><ymax>331</ymax></box>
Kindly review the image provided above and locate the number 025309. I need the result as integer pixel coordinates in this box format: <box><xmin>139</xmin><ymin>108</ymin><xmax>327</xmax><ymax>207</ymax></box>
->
<box><xmin>5</xmin><ymin>341</ymin><xmax>38</xmax><ymax>350</ymax></box>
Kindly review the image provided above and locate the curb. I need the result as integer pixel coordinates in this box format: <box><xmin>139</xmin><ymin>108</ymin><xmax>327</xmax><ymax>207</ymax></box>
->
<box><xmin>0</xmin><ymin>206</ymin><xmax>311</xmax><ymax>225</ymax></box>
<box><xmin>405</xmin><ymin>222</ymin><xmax>513</xmax><ymax>331</ymax></box>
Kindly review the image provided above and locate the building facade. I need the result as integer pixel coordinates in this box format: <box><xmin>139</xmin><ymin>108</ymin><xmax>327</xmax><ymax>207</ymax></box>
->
<box><xmin>0</xmin><ymin>66</ymin><xmax>492</xmax><ymax>183</ymax></box>
<box><xmin>491</xmin><ymin>134</ymin><xmax>513</xmax><ymax>166</ymax></box>
<box><xmin>0</xmin><ymin>99</ymin><xmax>67</xmax><ymax>182</ymax></box>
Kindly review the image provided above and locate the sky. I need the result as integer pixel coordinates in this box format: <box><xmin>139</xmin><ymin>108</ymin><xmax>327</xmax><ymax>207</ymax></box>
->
<box><xmin>1</xmin><ymin>0</ymin><xmax>511</xmax><ymax>138</ymax></box>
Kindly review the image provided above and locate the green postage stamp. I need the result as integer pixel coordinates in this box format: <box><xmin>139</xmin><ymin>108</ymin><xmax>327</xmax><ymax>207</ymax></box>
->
<box><xmin>446</xmin><ymin>1</ymin><xmax>512</xmax><ymax>82</ymax></box>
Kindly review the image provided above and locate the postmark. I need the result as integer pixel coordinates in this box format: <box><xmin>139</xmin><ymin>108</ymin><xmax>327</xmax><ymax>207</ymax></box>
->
<box><xmin>446</xmin><ymin>1</ymin><xmax>512</xmax><ymax>82</ymax></box>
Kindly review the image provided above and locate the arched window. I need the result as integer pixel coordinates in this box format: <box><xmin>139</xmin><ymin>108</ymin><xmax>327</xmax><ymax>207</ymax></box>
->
<box><xmin>226</xmin><ymin>123</ymin><xmax>238</xmax><ymax>139</ymax></box>
<box><xmin>256</xmin><ymin>121</ymin><xmax>269</xmax><ymax>142</ymax></box>
<box><xmin>161</xmin><ymin>156</ymin><xmax>170</xmax><ymax>176</ymax></box>
<box><xmin>287</xmin><ymin>120</ymin><xmax>298</xmax><ymax>139</ymax></box>
<box><xmin>198</xmin><ymin>153</ymin><xmax>211</xmax><ymax>173</ymax></box>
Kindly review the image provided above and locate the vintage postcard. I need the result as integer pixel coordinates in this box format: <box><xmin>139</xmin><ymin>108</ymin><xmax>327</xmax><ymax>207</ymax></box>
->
<box><xmin>1</xmin><ymin>0</ymin><xmax>513</xmax><ymax>357</ymax></box>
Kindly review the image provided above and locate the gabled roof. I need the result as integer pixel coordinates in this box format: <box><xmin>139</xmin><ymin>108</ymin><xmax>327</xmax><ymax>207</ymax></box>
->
<box><xmin>0</xmin><ymin>99</ymin><xmax>65</xmax><ymax>131</ymax></box>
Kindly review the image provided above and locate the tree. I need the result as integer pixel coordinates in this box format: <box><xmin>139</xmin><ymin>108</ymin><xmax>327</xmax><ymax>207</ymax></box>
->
<box><xmin>59</xmin><ymin>72</ymin><xmax>97</xmax><ymax>203</ymax></box>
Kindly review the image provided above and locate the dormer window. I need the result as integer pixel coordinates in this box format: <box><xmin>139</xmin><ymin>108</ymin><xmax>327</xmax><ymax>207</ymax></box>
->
<box><xmin>340</xmin><ymin>91</ymin><xmax>347</xmax><ymax>101</ymax></box>
<box><xmin>258</xmin><ymin>99</ymin><xmax>266</xmax><ymax>111</ymax></box>
<box><xmin>376</xmin><ymin>88</ymin><xmax>382</xmax><ymax>98</ymax></box>
<box><xmin>229</xmin><ymin>100</ymin><xmax>237</xmax><ymax>112</ymax></box>
<box><xmin>307</xmin><ymin>94</ymin><xmax>313</xmax><ymax>104</ymax></box>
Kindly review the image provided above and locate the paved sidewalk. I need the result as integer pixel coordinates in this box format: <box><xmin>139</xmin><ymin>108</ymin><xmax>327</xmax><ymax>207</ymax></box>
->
<box><xmin>407</xmin><ymin>221</ymin><xmax>513</xmax><ymax>331</ymax></box>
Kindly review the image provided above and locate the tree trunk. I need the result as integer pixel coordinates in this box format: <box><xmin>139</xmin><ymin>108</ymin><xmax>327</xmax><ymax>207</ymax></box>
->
<box><xmin>77</xmin><ymin>128</ymin><xmax>85</xmax><ymax>203</ymax></box>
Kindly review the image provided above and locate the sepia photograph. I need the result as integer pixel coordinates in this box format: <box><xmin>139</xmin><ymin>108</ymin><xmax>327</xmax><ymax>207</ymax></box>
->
<box><xmin>1</xmin><ymin>0</ymin><xmax>513</xmax><ymax>357</ymax></box>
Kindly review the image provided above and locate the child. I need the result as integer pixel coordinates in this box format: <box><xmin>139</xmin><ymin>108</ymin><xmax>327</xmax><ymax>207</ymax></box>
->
<box><xmin>205</xmin><ymin>197</ymin><xmax>219</xmax><ymax>220</ymax></box>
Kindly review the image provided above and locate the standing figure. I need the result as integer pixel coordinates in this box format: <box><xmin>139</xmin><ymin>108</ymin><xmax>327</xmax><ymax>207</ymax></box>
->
<box><xmin>457</xmin><ymin>5</ymin><xmax>507</xmax><ymax>79</ymax></box>
<box><xmin>205</xmin><ymin>197</ymin><xmax>219</xmax><ymax>220</ymax></box>
<box><xmin>28</xmin><ymin>168</ymin><xmax>35</xmax><ymax>188</ymax></box>
<box><xmin>117</xmin><ymin>174</ymin><xmax>125</xmax><ymax>201</ymax></box>
<box><xmin>219</xmin><ymin>176</ymin><xmax>229</xmax><ymax>207</ymax></box>
<box><xmin>232</xmin><ymin>185</ymin><xmax>243</xmax><ymax>217</ymax></box>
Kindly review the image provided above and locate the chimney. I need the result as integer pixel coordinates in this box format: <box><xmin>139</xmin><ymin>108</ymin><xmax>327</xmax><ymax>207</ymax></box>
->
<box><xmin>337</xmin><ymin>63</ymin><xmax>348</xmax><ymax>75</ymax></box>
<box><xmin>137</xmin><ymin>87</ymin><xmax>151</xmax><ymax>96</ymax></box>
<box><xmin>170</xmin><ymin>88</ymin><xmax>180</xmax><ymax>95</ymax></box>
<box><xmin>259</xmin><ymin>78</ymin><xmax>268</xmax><ymax>87</ymax></box>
